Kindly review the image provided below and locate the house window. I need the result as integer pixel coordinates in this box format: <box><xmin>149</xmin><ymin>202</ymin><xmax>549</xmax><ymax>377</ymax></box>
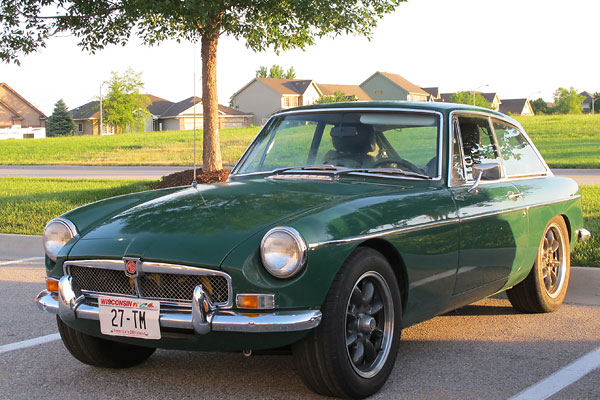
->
<box><xmin>78</xmin><ymin>123</ymin><xmax>83</xmax><ymax>133</ymax></box>
<box><xmin>375</xmin><ymin>90</ymin><xmax>383</xmax><ymax>94</ymax></box>
<box><xmin>282</xmin><ymin>96</ymin><xmax>299</xmax><ymax>108</ymax></box>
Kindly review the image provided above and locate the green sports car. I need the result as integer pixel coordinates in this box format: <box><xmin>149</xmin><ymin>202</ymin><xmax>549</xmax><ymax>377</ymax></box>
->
<box><xmin>36</xmin><ymin>102</ymin><xmax>590</xmax><ymax>398</ymax></box>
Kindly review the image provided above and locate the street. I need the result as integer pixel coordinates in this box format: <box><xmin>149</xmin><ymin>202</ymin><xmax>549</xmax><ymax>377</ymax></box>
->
<box><xmin>0</xmin><ymin>234</ymin><xmax>599</xmax><ymax>399</ymax></box>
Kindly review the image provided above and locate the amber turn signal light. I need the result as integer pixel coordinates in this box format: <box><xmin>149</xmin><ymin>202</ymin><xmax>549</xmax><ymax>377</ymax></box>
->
<box><xmin>46</xmin><ymin>278</ymin><xmax>59</xmax><ymax>293</ymax></box>
<box><xmin>236</xmin><ymin>294</ymin><xmax>275</xmax><ymax>310</ymax></box>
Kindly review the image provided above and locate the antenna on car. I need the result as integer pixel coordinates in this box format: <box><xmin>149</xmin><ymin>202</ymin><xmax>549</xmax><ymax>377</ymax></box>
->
<box><xmin>192</xmin><ymin>43</ymin><xmax>198</xmax><ymax>188</ymax></box>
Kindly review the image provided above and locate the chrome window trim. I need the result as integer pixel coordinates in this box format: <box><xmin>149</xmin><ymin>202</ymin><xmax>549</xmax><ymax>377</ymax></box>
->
<box><xmin>231</xmin><ymin>107</ymin><xmax>444</xmax><ymax>182</ymax></box>
<box><xmin>63</xmin><ymin>259</ymin><xmax>233</xmax><ymax>308</ymax></box>
<box><xmin>447</xmin><ymin>110</ymin><xmax>551</xmax><ymax>188</ymax></box>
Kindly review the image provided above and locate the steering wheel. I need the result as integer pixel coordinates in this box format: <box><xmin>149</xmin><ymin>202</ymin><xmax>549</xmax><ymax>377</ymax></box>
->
<box><xmin>372</xmin><ymin>158</ymin><xmax>425</xmax><ymax>174</ymax></box>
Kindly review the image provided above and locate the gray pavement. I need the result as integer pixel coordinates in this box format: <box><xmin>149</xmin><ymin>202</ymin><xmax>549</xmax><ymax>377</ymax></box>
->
<box><xmin>0</xmin><ymin>234</ymin><xmax>599</xmax><ymax>399</ymax></box>
<box><xmin>1</xmin><ymin>165</ymin><xmax>599</xmax><ymax>184</ymax></box>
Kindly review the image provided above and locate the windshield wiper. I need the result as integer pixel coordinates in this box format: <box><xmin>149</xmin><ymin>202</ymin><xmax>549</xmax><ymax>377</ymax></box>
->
<box><xmin>338</xmin><ymin>168</ymin><xmax>432</xmax><ymax>180</ymax></box>
<box><xmin>269</xmin><ymin>165</ymin><xmax>345</xmax><ymax>174</ymax></box>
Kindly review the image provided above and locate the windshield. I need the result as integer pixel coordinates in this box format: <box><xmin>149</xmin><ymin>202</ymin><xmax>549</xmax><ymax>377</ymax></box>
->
<box><xmin>234</xmin><ymin>111</ymin><xmax>441</xmax><ymax>179</ymax></box>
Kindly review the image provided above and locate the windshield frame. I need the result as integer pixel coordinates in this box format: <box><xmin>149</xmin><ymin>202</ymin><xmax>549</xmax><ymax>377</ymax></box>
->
<box><xmin>230</xmin><ymin>107</ymin><xmax>445</xmax><ymax>181</ymax></box>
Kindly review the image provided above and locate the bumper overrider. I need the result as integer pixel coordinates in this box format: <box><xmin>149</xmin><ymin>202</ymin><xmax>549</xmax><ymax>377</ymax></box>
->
<box><xmin>36</xmin><ymin>276</ymin><xmax>322</xmax><ymax>335</ymax></box>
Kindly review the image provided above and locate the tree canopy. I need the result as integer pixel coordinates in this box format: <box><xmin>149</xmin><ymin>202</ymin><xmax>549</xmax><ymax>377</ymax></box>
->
<box><xmin>102</xmin><ymin>68</ymin><xmax>150</xmax><ymax>133</ymax></box>
<box><xmin>46</xmin><ymin>99</ymin><xmax>76</xmax><ymax>137</ymax></box>
<box><xmin>553</xmin><ymin>87</ymin><xmax>584</xmax><ymax>114</ymax></box>
<box><xmin>256</xmin><ymin>65</ymin><xmax>296</xmax><ymax>79</ymax></box>
<box><xmin>1</xmin><ymin>0</ymin><xmax>404</xmax><ymax>171</ymax></box>
<box><xmin>449</xmin><ymin>91</ymin><xmax>493</xmax><ymax>109</ymax></box>
<box><xmin>530</xmin><ymin>98</ymin><xmax>549</xmax><ymax>115</ymax></box>
<box><xmin>316</xmin><ymin>91</ymin><xmax>359</xmax><ymax>104</ymax></box>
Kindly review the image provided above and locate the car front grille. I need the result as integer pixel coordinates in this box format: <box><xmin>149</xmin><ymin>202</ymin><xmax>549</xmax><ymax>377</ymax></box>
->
<box><xmin>66</xmin><ymin>260</ymin><xmax>231</xmax><ymax>306</ymax></box>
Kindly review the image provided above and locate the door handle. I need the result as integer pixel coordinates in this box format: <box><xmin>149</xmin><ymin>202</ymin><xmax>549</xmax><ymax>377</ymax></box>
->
<box><xmin>507</xmin><ymin>191</ymin><xmax>524</xmax><ymax>200</ymax></box>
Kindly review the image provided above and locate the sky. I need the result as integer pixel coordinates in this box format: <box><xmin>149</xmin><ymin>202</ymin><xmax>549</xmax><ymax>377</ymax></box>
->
<box><xmin>2</xmin><ymin>0</ymin><xmax>599</xmax><ymax>115</ymax></box>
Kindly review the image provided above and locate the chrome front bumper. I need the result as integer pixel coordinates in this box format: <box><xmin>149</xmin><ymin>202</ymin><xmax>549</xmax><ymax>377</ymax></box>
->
<box><xmin>36</xmin><ymin>276</ymin><xmax>321</xmax><ymax>335</ymax></box>
<box><xmin>577</xmin><ymin>228</ymin><xmax>592</xmax><ymax>243</ymax></box>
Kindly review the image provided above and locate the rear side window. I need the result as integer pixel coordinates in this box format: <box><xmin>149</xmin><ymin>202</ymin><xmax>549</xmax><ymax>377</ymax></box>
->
<box><xmin>493</xmin><ymin>120</ymin><xmax>546</xmax><ymax>177</ymax></box>
<box><xmin>457</xmin><ymin>116</ymin><xmax>501</xmax><ymax>180</ymax></box>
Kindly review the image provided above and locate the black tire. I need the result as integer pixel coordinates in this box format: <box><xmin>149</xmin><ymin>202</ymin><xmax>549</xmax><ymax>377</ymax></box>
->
<box><xmin>507</xmin><ymin>216</ymin><xmax>571</xmax><ymax>313</ymax></box>
<box><xmin>57</xmin><ymin>316</ymin><xmax>156</xmax><ymax>368</ymax></box>
<box><xmin>292</xmin><ymin>247</ymin><xmax>402</xmax><ymax>398</ymax></box>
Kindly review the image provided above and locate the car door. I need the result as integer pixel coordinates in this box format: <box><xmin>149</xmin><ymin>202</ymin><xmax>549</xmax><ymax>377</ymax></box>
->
<box><xmin>449</xmin><ymin>114</ymin><xmax>528</xmax><ymax>296</ymax></box>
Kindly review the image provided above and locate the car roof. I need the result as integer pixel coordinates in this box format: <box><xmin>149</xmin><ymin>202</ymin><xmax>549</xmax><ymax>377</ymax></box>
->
<box><xmin>279</xmin><ymin>100</ymin><xmax>519</xmax><ymax>126</ymax></box>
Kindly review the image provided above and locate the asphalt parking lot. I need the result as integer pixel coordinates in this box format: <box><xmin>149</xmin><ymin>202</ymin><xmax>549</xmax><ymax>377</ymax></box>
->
<box><xmin>1</xmin><ymin>235</ymin><xmax>599</xmax><ymax>399</ymax></box>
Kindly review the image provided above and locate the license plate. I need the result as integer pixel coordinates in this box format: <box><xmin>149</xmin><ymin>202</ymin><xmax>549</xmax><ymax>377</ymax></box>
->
<box><xmin>98</xmin><ymin>296</ymin><xmax>161</xmax><ymax>340</ymax></box>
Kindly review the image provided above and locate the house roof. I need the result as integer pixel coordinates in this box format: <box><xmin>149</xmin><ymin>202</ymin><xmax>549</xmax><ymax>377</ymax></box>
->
<box><xmin>70</xmin><ymin>101</ymin><xmax>99</xmax><ymax>120</ymax></box>
<box><xmin>580</xmin><ymin>91</ymin><xmax>594</xmax><ymax>99</ymax></box>
<box><xmin>316</xmin><ymin>84</ymin><xmax>371</xmax><ymax>101</ymax></box>
<box><xmin>257</xmin><ymin>78</ymin><xmax>314</xmax><ymax>95</ymax></box>
<box><xmin>421</xmin><ymin>87</ymin><xmax>440</xmax><ymax>98</ymax></box>
<box><xmin>481</xmin><ymin>92</ymin><xmax>500</xmax><ymax>104</ymax></box>
<box><xmin>499</xmin><ymin>98</ymin><xmax>531</xmax><ymax>115</ymax></box>
<box><xmin>0</xmin><ymin>98</ymin><xmax>24</xmax><ymax>120</ymax></box>
<box><xmin>0</xmin><ymin>82</ymin><xmax>47</xmax><ymax>119</ymax></box>
<box><xmin>145</xmin><ymin>94</ymin><xmax>173</xmax><ymax>116</ymax></box>
<box><xmin>363</xmin><ymin>72</ymin><xmax>429</xmax><ymax>96</ymax></box>
<box><xmin>161</xmin><ymin>96</ymin><xmax>253</xmax><ymax>118</ymax></box>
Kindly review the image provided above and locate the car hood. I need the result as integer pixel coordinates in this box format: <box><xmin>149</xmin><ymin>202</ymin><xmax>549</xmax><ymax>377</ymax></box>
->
<box><xmin>67</xmin><ymin>178</ymin><xmax>394</xmax><ymax>267</ymax></box>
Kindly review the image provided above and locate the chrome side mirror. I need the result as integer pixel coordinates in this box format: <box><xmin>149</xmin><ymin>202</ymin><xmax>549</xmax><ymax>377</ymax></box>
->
<box><xmin>468</xmin><ymin>163</ymin><xmax>502</xmax><ymax>193</ymax></box>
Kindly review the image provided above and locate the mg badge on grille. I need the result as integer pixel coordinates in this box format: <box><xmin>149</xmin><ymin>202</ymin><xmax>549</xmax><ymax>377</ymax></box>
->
<box><xmin>123</xmin><ymin>257</ymin><xmax>142</xmax><ymax>278</ymax></box>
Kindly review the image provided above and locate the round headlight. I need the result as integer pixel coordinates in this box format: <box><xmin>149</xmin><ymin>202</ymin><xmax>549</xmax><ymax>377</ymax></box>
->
<box><xmin>260</xmin><ymin>227</ymin><xmax>307</xmax><ymax>278</ymax></box>
<box><xmin>43</xmin><ymin>218</ymin><xmax>77</xmax><ymax>261</ymax></box>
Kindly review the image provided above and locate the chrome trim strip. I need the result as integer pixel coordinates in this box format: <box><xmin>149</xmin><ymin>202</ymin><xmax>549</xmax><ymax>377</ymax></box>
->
<box><xmin>36</xmin><ymin>288</ymin><xmax>322</xmax><ymax>334</ymax></box>
<box><xmin>63</xmin><ymin>259</ymin><xmax>233</xmax><ymax>308</ymax></box>
<box><xmin>308</xmin><ymin>218</ymin><xmax>458</xmax><ymax>249</ymax></box>
<box><xmin>231</xmin><ymin>107</ymin><xmax>444</xmax><ymax>182</ymax></box>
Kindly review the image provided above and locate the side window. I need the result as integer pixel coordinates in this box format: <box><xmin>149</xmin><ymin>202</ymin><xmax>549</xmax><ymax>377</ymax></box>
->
<box><xmin>457</xmin><ymin>116</ymin><xmax>501</xmax><ymax>180</ymax></box>
<box><xmin>451</xmin><ymin>118</ymin><xmax>466</xmax><ymax>184</ymax></box>
<box><xmin>493</xmin><ymin>120</ymin><xmax>546</xmax><ymax>177</ymax></box>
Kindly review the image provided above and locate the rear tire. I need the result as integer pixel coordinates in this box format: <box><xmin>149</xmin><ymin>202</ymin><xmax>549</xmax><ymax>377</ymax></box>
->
<box><xmin>292</xmin><ymin>247</ymin><xmax>402</xmax><ymax>398</ymax></box>
<box><xmin>57</xmin><ymin>316</ymin><xmax>156</xmax><ymax>368</ymax></box>
<box><xmin>507</xmin><ymin>216</ymin><xmax>570</xmax><ymax>313</ymax></box>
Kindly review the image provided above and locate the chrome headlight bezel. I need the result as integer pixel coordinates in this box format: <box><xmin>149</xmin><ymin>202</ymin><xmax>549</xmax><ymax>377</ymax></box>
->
<box><xmin>43</xmin><ymin>217</ymin><xmax>78</xmax><ymax>261</ymax></box>
<box><xmin>260</xmin><ymin>227</ymin><xmax>307</xmax><ymax>279</ymax></box>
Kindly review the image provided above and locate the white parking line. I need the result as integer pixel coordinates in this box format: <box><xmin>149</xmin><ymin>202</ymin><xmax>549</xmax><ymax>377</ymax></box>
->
<box><xmin>0</xmin><ymin>333</ymin><xmax>60</xmax><ymax>354</ymax></box>
<box><xmin>0</xmin><ymin>257</ymin><xmax>44</xmax><ymax>266</ymax></box>
<box><xmin>510</xmin><ymin>346</ymin><xmax>600</xmax><ymax>400</ymax></box>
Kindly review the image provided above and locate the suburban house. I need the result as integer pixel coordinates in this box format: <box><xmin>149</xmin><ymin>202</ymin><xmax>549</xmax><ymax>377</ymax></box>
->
<box><xmin>230</xmin><ymin>78</ymin><xmax>322</xmax><ymax>125</ymax></box>
<box><xmin>580</xmin><ymin>91</ymin><xmax>595</xmax><ymax>114</ymax></box>
<box><xmin>421</xmin><ymin>87</ymin><xmax>441</xmax><ymax>102</ymax></box>
<box><xmin>499</xmin><ymin>98</ymin><xmax>534</xmax><ymax>116</ymax></box>
<box><xmin>0</xmin><ymin>82</ymin><xmax>47</xmax><ymax>129</ymax></box>
<box><xmin>439</xmin><ymin>92</ymin><xmax>502</xmax><ymax>111</ymax></box>
<box><xmin>359</xmin><ymin>72</ymin><xmax>430</xmax><ymax>102</ymax></box>
<box><xmin>316</xmin><ymin>84</ymin><xmax>371</xmax><ymax>101</ymax></box>
<box><xmin>70</xmin><ymin>95</ymin><xmax>251</xmax><ymax>134</ymax></box>
<box><xmin>157</xmin><ymin>96</ymin><xmax>253</xmax><ymax>130</ymax></box>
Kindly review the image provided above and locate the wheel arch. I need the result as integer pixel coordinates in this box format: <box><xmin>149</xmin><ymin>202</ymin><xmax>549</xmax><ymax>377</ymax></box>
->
<box><xmin>559</xmin><ymin>213</ymin><xmax>572</xmax><ymax>243</ymax></box>
<box><xmin>358</xmin><ymin>238</ymin><xmax>408</xmax><ymax>312</ymax></box>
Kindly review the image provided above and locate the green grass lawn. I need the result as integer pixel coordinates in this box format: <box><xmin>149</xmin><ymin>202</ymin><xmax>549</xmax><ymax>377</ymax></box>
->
<box><xmin>515</xmin><ymin>114</ymin><xmax>600</xmax><ymax>168</ymax></box>
<box><xmin>1</xmin><ymin>177</ymin><xmax>598</xmax><ymax>267</ymax></box>
<box><xmin>0</xmin><ymin>114</ymin><xmax>597</xmax><ymax>168</ymax></box>
<box><xmin>0</xmin><ymin>178</ymin><xmax>154</xmax><ymax>235</ymax></box>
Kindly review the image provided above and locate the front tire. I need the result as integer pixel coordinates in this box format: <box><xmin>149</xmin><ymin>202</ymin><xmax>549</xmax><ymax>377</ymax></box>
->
<box><xmin>292</xmin><ymin>248</ymin><xmax>402</xmax><ymax>398</ymax></box>
<box><xmin>507</xmin><ymin>216</ymin><xmax>571</xmax><ymax>313</ymax></box>
<box><xmin>57</xmin><ymin>316</ymin><xmax>156</xmax><ymax>368</ymax></box>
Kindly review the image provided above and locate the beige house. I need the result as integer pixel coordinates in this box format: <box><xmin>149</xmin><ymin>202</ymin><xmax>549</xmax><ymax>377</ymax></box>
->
<box><xmin>359</xmin><ymin>72</ymin><xmax>430</xmax><ymax>102</ymax></box>
<box><xmin>231</xmin><ymin>78</ymin><xmax>322</xmax><ymax>125</ymax></box>
<box><xmin>421</xmin><ymin>87</ymin><xmax>441</xmax><ymax>102</ymax></box>
<box><xmin>70</xmin><ymin>101</ymin><xmax>101</xmax><ymax>135</ymax></box>
<box><xmin>158</xmin><ymin>96</ymin><xmax>253</xmax><ymax>130</ymax></box>
<box><xmin>0</xmin><ymin>83</ymin><xmax>47</xmax><ymax>129</ymax></box>
<box><xmin>499</xmin><ymin>98</ymin><xmax>534</xmax><ymax>116</ymax></box>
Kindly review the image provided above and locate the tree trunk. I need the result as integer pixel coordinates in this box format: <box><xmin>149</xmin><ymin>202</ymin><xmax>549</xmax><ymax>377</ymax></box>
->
<box><xmin>201</xmin><ymin>32</ymin><xmax>223</xmax><ymax>172</ymax></box>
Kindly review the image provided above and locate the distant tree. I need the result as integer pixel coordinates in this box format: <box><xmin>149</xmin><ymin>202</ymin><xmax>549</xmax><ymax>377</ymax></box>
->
<box><xmin>593</xmin><ymin>92</ymin><xmax>600</xmax><ymax>113</ymax></box>
<box><xmin>317</xmin><ymin>91</ymin><xmax>359</xmax><ymax>103</ymax></box>
<box><xmin>553</xmin><ymin>87</ymin><xmax>584</xmax><ymax>114</ymax></box>
<box><xmin>530</xmin><ymin>98</ymin><xmax>549</xmax><ymax>115</ymax></box>
<box><xmin>0</xmin><ymin>0</ymin><xmax>404</xmax><ymax>171</ymax></box>
<box><xmin>255</xmin><ymin>66</ymin><xmax>268</xmax><ymax>78</ymax></box>
<box><xmin>102</xmin><ymin>68</ymin><xmax>150</xmax><ymax>133</ymax></box>
<box><xmin>450</xmin><ymin>91</ymin><xmax>493</xmax><ymax>109</ymax></box>
<box><xmin>256</xmin><ymin>65</ymin><xmax>297</xmax><ymax>79</ymax></box>
<box><xmin>46</xmin><ymin>99</ymin><xmax>76</xmax><ymax>137</ymax></box>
